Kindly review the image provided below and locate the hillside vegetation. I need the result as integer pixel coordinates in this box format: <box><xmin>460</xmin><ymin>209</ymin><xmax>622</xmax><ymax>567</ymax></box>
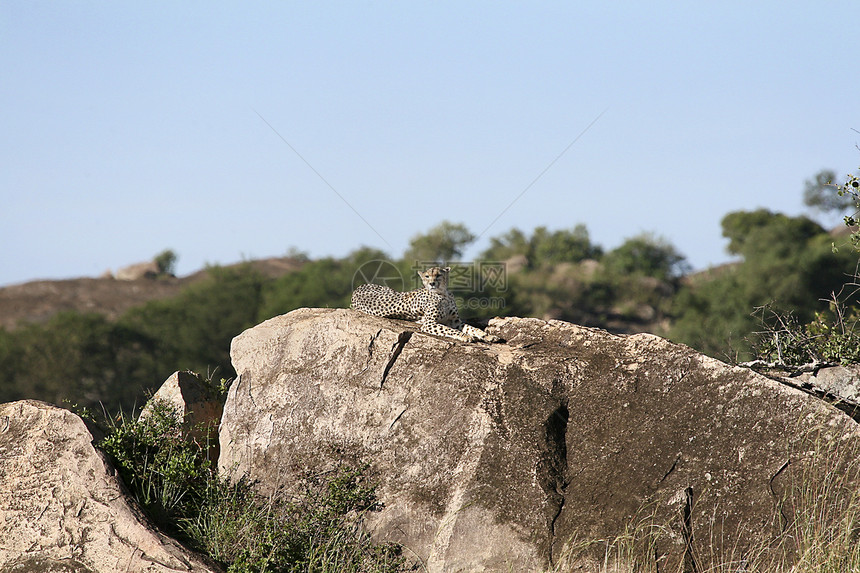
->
<box><xmin>1</xmin><ymin>169</ymin><xmax>858</xmax><ymax>412</ymax></box>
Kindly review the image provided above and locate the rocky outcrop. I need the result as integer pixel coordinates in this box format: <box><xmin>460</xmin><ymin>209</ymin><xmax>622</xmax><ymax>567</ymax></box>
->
<box><xmin>218</xmin><ymin>308</ymin><xmax>860</xmax><ymax>572</ymax></box>
<box><xmin>754</xmin><ymin>364</ymin><xmax>860</xmax><ymax>417</ymax></box>
<box><xmin>0</xmin><ymin>400</ymin><xmax>221</xmax><ymax>573</ymax></box>
<box><xmin>797</xmin><ymin>364</ymin><xmax>860</xmax><ymax>406</ymax></box>
<box><xmin>115</xmin><ymin>261</ymin><xmax>160</xmax><ymax>281</ymax></box>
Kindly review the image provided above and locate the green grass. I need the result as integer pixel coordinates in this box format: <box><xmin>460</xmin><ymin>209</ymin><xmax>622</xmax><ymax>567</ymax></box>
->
<box><xmin>88</xmin><ymin>400</ymin><xmax>410</xmax><ymax>573</ymax></box>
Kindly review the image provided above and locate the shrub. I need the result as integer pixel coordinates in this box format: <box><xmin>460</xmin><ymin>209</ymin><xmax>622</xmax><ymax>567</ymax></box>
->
<box><xmin>154</xmin><ymin>249</ymin><xmax>179</xmax><ymax>276</ymax></box>
<box><xmin>97</xmin><ymin>399</ymin><xmax>213</xmax><ymax>529</ymax></box>
<box><xmin>186</xmin><ymin>465</ymin><xmax>405</xmax><ymax>573</ymax></box>
<box><xmin>91</xmin><ymin>403</ymin><xmax>408</xmax><ymax>572</ymax></box>
<box><xmin>750</xmin><ymin>287</ymin><xmax>860</xmax><ymax>366</ymax></box>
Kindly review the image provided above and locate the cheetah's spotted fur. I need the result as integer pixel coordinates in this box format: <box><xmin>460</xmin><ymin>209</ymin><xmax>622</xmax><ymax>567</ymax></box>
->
<box><xmin>351</xmin><ymin>266</ymin><xmax>500</xmax><ymax>343</ymax></box>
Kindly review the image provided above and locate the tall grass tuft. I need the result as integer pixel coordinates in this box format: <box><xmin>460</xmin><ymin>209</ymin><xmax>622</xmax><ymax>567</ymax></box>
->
<box><xmin>772</xmin><ymin>429</ymin><xmax>860</xmax><ymax>573</ymax></box>
<box><xmin>552</xmin><ymin>426</ymin><xmax>860</xmax><ymax>573</ymax></box>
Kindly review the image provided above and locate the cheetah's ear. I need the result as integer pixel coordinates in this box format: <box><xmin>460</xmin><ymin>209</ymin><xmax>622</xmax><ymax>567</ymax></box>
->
<box><xmin>443</xmin><ymin>266</ymin><xmax>451</xmax><ymax>273</ymax></box>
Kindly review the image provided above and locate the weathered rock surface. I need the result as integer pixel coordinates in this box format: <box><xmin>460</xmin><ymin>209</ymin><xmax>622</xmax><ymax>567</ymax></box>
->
<box><xmin>0</xmin><ymin>400</ymin><xmax>221</xmax><ymax>573</ymax></box>
<box><xmin>218</xmin><ymin>308</ymin><xmax>860</xmax><ymax>572</ymax></box>
<box><xmin>770</xmin><ymin>365</ymin><xmax>860</xmax><ymax>416</ymax></box>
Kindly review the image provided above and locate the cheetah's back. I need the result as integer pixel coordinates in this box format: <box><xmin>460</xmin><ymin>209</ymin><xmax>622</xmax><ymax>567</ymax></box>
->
<box><xmin>351</xmin><ymin>283</ymin><xmax>417</xmax><ymax>320</ymax></box>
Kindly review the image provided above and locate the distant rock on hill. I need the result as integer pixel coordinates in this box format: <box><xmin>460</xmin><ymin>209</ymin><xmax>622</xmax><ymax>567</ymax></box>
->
<box><xmin>114</xmin><ymin>260</ymin><xmax>162</xmax><ymax>281</ymax></box>
<box><xmin>218</xmin><ymin>308</ymin><xmax>860</xmax><ymax>572</ymax></box>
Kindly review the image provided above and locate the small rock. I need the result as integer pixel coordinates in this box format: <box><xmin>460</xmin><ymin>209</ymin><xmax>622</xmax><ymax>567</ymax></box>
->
<box><xmin>141</xmin><ymin>371</ymin><xmax>223</xmax><ymax>463</ymax></box>
<box><xmin>795</xmin><ymin>365</ymin><xmax>860</xmax><ymax>407</ymax></box>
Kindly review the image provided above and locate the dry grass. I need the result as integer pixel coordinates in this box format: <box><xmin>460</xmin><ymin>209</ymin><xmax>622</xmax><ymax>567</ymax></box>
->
<box><xmin>551</xmin><ymin>427</ymin><xmax>860</xmax><ymax>573</ymax></box>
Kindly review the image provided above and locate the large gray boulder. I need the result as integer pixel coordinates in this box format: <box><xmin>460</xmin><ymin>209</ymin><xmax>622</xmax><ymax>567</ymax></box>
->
<box><xmin>218</xmin><ymin>308</ymin><xmax>860</xmax><ymax>572</ymax></box>
<box><xmin>0</xmin><ymin>400</ymin><xmax>221</xmax><ymax>573</ymax></box>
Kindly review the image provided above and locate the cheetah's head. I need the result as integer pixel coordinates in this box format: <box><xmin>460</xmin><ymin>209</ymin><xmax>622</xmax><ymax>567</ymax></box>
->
<box><xmin>418</xmin><ymin>266</ymin><xmax>450</xmax><ymax>292</ymax></box>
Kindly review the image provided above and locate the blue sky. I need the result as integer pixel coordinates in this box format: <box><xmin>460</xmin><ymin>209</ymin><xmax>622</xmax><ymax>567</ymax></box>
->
<box><xmin>2</xmin><ymin>1</ymin><xmax>858</xmax><ymax>286</ymax></box>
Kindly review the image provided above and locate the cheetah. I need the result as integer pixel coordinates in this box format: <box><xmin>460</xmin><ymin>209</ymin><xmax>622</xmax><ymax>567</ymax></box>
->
<box><xmin>351</xmin><ymin>266</ymin><xmax>501</xmax><ymax>343</ymax></box>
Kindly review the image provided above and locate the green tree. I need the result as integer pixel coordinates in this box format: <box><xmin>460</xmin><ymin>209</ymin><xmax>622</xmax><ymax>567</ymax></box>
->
<box><xmin>258</xmin><ymin>258</ymin><xmax>350</xmax><ymax>320</ymax></box>
<box><xmin>722</xmin><ymin>210</ymin><xmax>823</xmax><ymax>258</ymax></box>
<box><xmin>670</xmin><ymin>209</ymin><xmax>857</xmax><ymax>360</ymax></box>
<box><xmin>602</xmin><ymin>232</ymin><xmax>689</xmax><ymax>282</ymax></box>
<box><xmin>531</xmin><ymin>225</ymin><xmax>603</xmax><ymax>266</ymax></box>
<box><xmin>154</xmin><ymin>249</ymin><xmax>179</xmax><ymax>276</ymax></box>
<box><xmin>480</xmin><ymin>224</ymin><xmax>602</xmax><ymax>268</ymax></box>
<box><xmin>720</xmin><ymin>210</ymin><xmax>848</xmax><ymax>309</ymax></box>
<box><xmin>749</xmin><ymin>165</ymin><xmax>860</xmax><ymax>366</ymax></box>
<box><xmin>478</xmin><ymin>225</ymin><xmax>687</xmax><ymax>329</ymax></box>
<box><xmin>669</xmin><ymin>270</ymin><xmax>752</xmax><ymax>359</ymax></box>
<box><xmin>403</xmin><ymin>221</ymin><xmax>475</xmax><ymax>264</ymax></box>
<box><xmin>258</xmin><ymin>247</ymin><xmax>388</xmax><ymax>320</ymax></box>
<box><xmin>480</xmin><ymin>228</ymin><xmax>531</xmax><ymax>262</ymax></box>
<box><xmin>803</xmin><ymin>169</ymin><xmax>855</xmax><ymax>215</ymax></box>
<box><xmin>0</xmin><ymin>312</ymin><xmax>159</xmax><ymax>411</ymax></box>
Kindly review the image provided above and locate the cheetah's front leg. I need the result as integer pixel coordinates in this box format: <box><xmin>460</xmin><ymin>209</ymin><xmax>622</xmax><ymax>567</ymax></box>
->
<box><xmin>418</xmin><ymin>319</ymin><xmax>476</xmax><ymax>343</ymax></box>
<box><xmin>446</xmin><ymin>316</ymin><xmax>501</xmax><ymax>343</ymax></box>
<box><xmin>460</xmin><ymin>323</ymin><xmax>501</xmax><ymax>343</ymax></box>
